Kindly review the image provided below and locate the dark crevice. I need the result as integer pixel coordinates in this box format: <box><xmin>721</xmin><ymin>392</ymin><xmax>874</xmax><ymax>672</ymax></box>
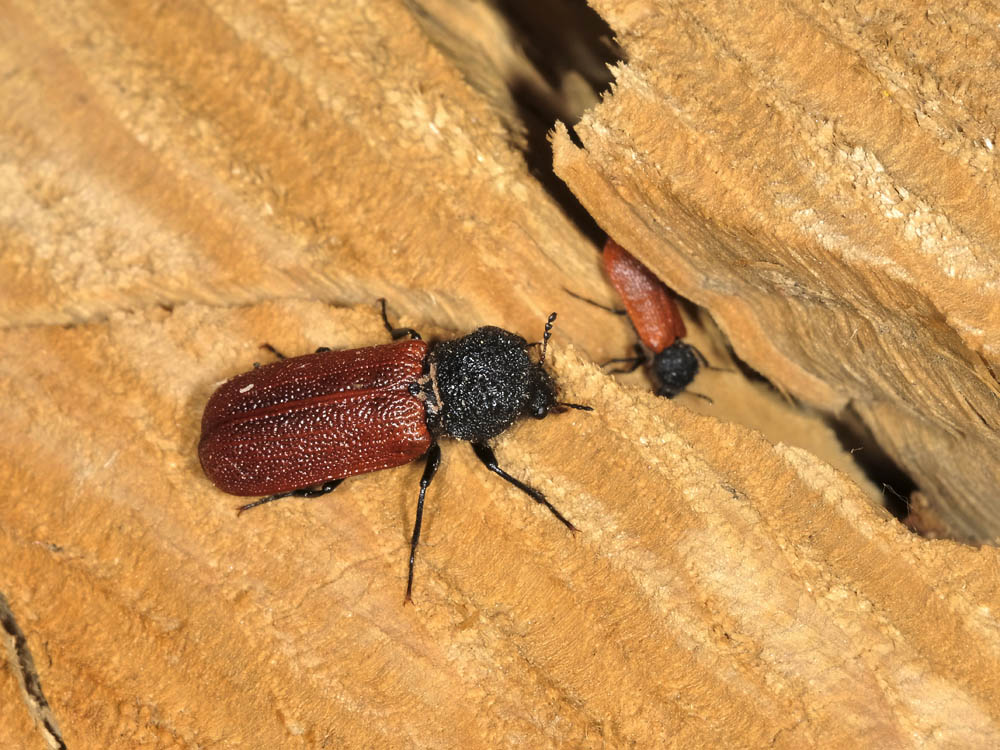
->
<box><xmin>964</xmin><ymin>395</ymin><xmax>995</xmax><ymax>431</ymax></box>
<box><xmin>677</xmin><ymin>307</ymin><xmax>922</xmax><ymax>527</ymax></box>
<box><xmin>979</xmin><ymin>352</ymin><xmax>999</xmax><ymax>386</ymax></box>
<box><xmin>509</xmin><ymin>77</ymin><xmax>607</xmax><ymax>245</ymax></box>
<box><xmin>826</xmin><ymin>406</ymin><xmax>919</xmax><ymax>523</ymax></box>
<box><xmin>408</xmin><ymin>0</ymin><xmax>624</xmax><ymax>246</ymax></box>
<box><xmin>497</xmin><ymin>0</ymin><xmax>624</xmax><ymax>245</ymax></box>
<box><xmin>0</xmin><ymin>591</ymin><xmax>67</xmax><ymax>750</ymax></box>
<box><xmin>681</xmin><ymin>295</ymin><xmax>922</xmax><ymax>527</ymax></box>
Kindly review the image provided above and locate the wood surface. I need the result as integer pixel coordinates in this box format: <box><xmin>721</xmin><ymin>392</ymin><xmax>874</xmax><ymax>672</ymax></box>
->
<box><xmin>552</xmin><ymin>0</ymin><xmax>1000</xmax><ymax>542</ymax></box>
<box><xmin>2</xmin><ymin>1</ymin><xmax>999</xmax><ymax>748</ymax></box>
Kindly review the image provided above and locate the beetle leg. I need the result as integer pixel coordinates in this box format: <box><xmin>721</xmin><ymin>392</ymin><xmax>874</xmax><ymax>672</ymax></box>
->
<box><xmin>688</xmin><ymin>343</ymin><xmax>709</xmax><ymax>367</ymax></box>
<box><xmin>405</xmin><ymin>442</ymin><xmax>441</xmax><ymax>604</ymax></box>
<box><xmin>260</xmin><ymin>343</ymin><xmax>287</xmax><ymax>360</ymax></box>
<box><xmin>668</xmin><ymin>389</ymin><xmax>714</xmax><ymax>404</ymax></box>
<box><xmin>554</xmin><ymin>401</ymin><xmax>593</xmax><ymax>412</ymax></box>
<box><xmin>258</xmin><ymin>344</ymin><xmax>330</xmax><ymax>360</ymax></box>
<box><xmin>603</xmin><ymin>357</ymin><xmax>644</xmax><ymax>374</ymax></box>
<box><xmin>687</xmin><ymin>343</ymin><xmax>729</xmax><ymax>372</ymax></box>
<box><xmin>470</xmin><ymin>442</ymin><xmax>577</xmax><ymax>533</ymax></box>
<box><xmin>564</xmin><ymin>287</ymin><xmax>627</xmax><ymax>315</ymax></box>
<box><xmin>294</xmin><ymin>479</ymin><xmax>345</xmax><ymax>498</ymax></box>
<box><xmin>602</xmin><ymin>344</ymin><xmax>647</xmax><ymax>374</ymax></box>
<box><xmin>235</xmin><ymin>478</ymin><xmax>344</xmax><ymax>515</ymax></box>
<box><xmin>378</xmin><ymin>298</ymin><xmax>422</xmax><ymax>341</ymax></box>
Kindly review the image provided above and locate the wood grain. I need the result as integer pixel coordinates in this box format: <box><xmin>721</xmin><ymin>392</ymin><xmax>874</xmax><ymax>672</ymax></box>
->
<box><xmin>2</xmin><ymin>302</ymin><xmax>1000</xmax><ymax>747</ymax></box>
<box><xmin>552</xmin><ymin>0</ymin><xmax>1000</xmax><ymax>542</ymax></box>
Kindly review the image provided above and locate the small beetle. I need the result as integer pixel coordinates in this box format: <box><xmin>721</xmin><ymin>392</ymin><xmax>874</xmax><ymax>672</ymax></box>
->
<box><xmin>199</xmin><ymin>301</ymin><xmax>590</xmax><ymax>601</ymax></box>
<box><xmin>571</xmin><ymin>238</ymin><xmax>706</xmax><ymax>399</ymax></box>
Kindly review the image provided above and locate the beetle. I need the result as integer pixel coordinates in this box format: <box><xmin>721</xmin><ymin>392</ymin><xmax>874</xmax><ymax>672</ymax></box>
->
<box><xmin>198</xmin><ymin>300</ymin><xmax>591</xmax><ymax>601</ymax></box>
<box><xmin>570</xmin><ymin>238</ymin><xmax>707</xmax><ymax>399</ymax></box>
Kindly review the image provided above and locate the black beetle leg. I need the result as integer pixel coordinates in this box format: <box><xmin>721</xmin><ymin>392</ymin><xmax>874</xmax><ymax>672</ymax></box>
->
<box><xmin>688</xmin><ymin>343</ymin><xmax>728</xmax><ymax>372</ymax></box>
<box><xmin>260</xmin><ymin>343</ymin><xmax>287</xmax><ymax>360</ymax></box>
<box><xmin>259</xmin><ymin>345</ymin><xmax>331</xmax><ymax>360</ymax></box>
<box><xmin>564</xmin><ymin>288</ymin><xmax>627</xmax><ymax>315</ymax></box>
<box><xmin>603</xmin><ymin>357</ymin><xmax>645</xmax><ymax>374</ymax></box>
<box><xmin>673</xmin><ymin>389</ymin><xmax>714</xmax><ymax>404</ymax></box>
<box><xmin>236</xmin><ymin>478</ymin><xmax>344</xmax><ymax>516</ymax></box>
<box><xmin>378</xmin><ymin>299</ymin><xmax>422</xmax><ymax>341</ymax></box>
<box><xmin>405</xmin><ymin>442</ymin><xmax>441</xmax><ymax>604</ymax></box>
<box><xmin>554</xmin><ymin>401</ymin><xmax>593</xmax><ymax>412</ymax></box>
<box><xmin>602</xmin><ymin>343</ymin><xmax>647</xmax><ymax>374</ymax></box>
<box><xmin>471</xmin><ymin>442</ymin><xmax>577</xmax><ymax>532</ymax></box>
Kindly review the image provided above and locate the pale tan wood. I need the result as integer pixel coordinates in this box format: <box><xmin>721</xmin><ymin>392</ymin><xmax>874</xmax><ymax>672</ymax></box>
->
<box><xmin>2</xmin><ymin>302</ymin><xmax>1000</xmax><ymax>748</ymax></box>
<box><xmin>552</xmin><ymin>0</ymin><xmax>1000</xmax><ymax>541</ymax></box>
<box><xmin>1</xmin><ymin>1</ymin><xmax>999</xmax><ymax>748</ymax></box>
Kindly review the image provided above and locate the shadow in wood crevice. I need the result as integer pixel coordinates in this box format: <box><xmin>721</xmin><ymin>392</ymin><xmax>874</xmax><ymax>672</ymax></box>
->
<box><xmin>826</xmin><ymin>406</ymin><xmax>919</xmax><ymax>526</ymax></box>
<box><xmin>0</xmin><ymin>591</ymin><xmax>66</xmax><ymax>750</ymax></box>
<box><xmin>499</xmin><ymin>0</ymin><xmax>623</xmax><ymax>245</ymax></box>
<box><xmin>406</xmin><ymin>0</ymin><xmax>624</xmax><ymax>246</ymax></box>
<box><xmin>678</xmin><ymin>330</ymin><xmax>924</xmax><ymax>534</ymax></box>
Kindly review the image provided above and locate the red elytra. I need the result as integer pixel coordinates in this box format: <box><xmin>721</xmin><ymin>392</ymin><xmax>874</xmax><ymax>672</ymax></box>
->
<box><xmin>602</xmin><ymin>237</ymin><xmax>686</xmax><ymax>354</ymax></box>
<box><xmin>589</xmin><ymin>238</ymin><xmax>704</xmax><ymax>400</ymax></box>
<box><xmin>199</xmin><ymin>340</ymin><xmax>431</xmax><ymax>496</ymax></box>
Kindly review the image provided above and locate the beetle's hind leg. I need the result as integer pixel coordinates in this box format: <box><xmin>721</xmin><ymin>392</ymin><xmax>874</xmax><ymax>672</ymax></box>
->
<box><xmin>405</xmin><ymin>442</ymin><xmax>441</xmax><ymax>604</ymax></box>
<box><xmin>236</xmin><ymin>478</ymin><xmax>344</xmax><ymax>515</ymax></box>
<box><xmin>470</xmin><ymin>442</ymin><xmax>577</xmax><ymax>532</ymax></box>
<box><xmin>378</xmin><ymin>299</ymin><xmax>422</xmax><ymax>341</ymax></box>
<box><xmin>687</xmin><ymin>343</ymin><xmax>730</xmax><ymax>373</ymax></box>
<box><xmin>254</xmin><ymin>342</ymin><xmax>286</xmax><ymax>366</ymax></box>
<box><xmin>259</xmin><ymin>343</ymin><xmax>287</xmax><ymax>360</ymax></box>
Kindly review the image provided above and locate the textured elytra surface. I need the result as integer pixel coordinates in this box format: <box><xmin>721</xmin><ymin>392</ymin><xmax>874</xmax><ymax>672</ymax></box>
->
<box><xmin>199</xmin><ymin>340</ymin><xmax>431</xmax><ymax>495</ymax></box>
<box><xmin>603</xmin><ymin>239</ymin><xmax>687</xmax><ymax>353</ymax></box>
<box><xmin>3</xmin><ymin>0</ymin><xmax>1000</xmax><ymax>748</ymax></box>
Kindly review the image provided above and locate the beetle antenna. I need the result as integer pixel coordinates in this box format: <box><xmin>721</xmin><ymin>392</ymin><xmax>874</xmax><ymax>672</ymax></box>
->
<box><xmin>688</xmin><ymin>343</ymin><xmax>730</xmax><ymax>373</ymax></box>
<box><xmin>688</xmin><ymin>343</ymin><xmax>708</xmax><ymax>367</ymax></box>
<box><xmin>556</xmin><ymin>402</ymin><xmax>592</xmax><ymax>411</ymax></box>
<box><xmin>539</xmin><ymin>312</ymin><xmax>557</xmax><ymax>366</ymax></box>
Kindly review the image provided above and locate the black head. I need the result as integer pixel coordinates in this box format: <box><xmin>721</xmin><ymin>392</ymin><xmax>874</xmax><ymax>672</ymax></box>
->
<box><xmin>651</xmin><ymin>341</ymin><xmax>700</xmax><ymax>398</ymax></box>
<box><xmin>429</xmin><ymin>326</ymin><xmax>558</xmax><ymax>442</ymax></box>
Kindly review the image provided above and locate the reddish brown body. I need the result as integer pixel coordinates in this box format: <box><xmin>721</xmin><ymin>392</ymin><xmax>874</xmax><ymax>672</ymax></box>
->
<box><xmin>199</xmin><ymin>340</ymin><xmax>431</xmax><ymax>496</ymax></box>
<box><xmin>602</xmin><ymin>238</ymin><xmax>686</xmax><ymax>354</ymax></box>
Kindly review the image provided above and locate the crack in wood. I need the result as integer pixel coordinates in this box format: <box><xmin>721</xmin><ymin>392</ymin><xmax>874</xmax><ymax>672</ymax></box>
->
<box><xmin>0</xmin><ymin>592</ymin><xmax>66</xmax><ymax>750</ymax></box>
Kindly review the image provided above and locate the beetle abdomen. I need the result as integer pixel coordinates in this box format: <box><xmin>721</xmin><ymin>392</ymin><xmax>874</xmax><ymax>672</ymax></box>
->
<box><xmin>603</xmin><ymin>239</ymin><xmax>686</xmax><ymax>353</ymax></box>
<box><xmin>199</xmin><ymin>340</ymin><xmax>431</xmax><ymax>496</ymax></box>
